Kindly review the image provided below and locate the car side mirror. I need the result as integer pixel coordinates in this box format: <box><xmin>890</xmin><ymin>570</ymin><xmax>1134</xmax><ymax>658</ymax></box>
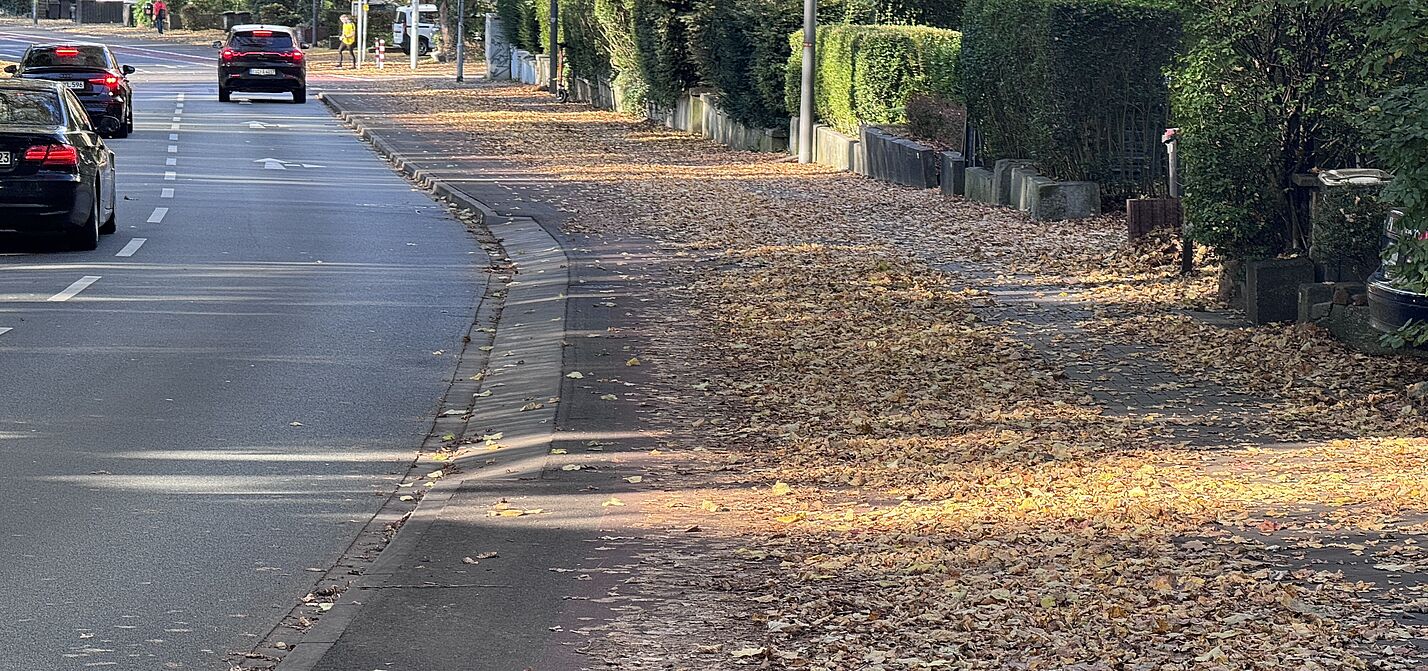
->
<box><xmin>3</xmin><ymin>65</ymin><xmax>15</xmax><ymax>74</ymax></box>
<box><xmin>211</xmin><ymin>40</ymin><xmax>223</xmax><ymax>48</ymax></box>
<box><xmin>122</xmin><ymin>64</ymin><xmax>135</xmax><ymax>74</ymax></box>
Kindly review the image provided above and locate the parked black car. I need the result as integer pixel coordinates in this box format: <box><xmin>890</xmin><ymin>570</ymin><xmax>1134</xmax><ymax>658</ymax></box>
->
<box><xmin>0</xmin><ymin>79</ymin><xmax>117</xmax><ymax>250</ymax></box>
<box><xmin>215</xmin><ymin>25</ymin><xmax>308</xmax><ymax>104</ymax></box>
<box><xmin>5</xmin><ymin>43</ymin><xmax>135</xmax><ymax>138</ymax></box>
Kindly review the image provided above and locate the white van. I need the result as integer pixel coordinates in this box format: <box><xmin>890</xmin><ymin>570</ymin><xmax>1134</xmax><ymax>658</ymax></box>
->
<box><xmin>392</xmin><ymin>4</ymin><xmax>437</xmax><ymax>55</ymax></box>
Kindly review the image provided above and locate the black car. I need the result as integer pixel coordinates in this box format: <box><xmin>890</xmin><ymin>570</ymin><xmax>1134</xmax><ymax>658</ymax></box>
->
<box><xmin>215</xmin><ymin>25</ymin><xmax>308</xmax><ymax>104</ymax></box>
<box><xmin>4</xmin><ymin>43</ymin><xmax>135</xmax><ymax>138</ymax></box>
<box><xmin>0</xmin><ymin>79</ymin><xmax>117</xmax><ymax>250</ymax></box>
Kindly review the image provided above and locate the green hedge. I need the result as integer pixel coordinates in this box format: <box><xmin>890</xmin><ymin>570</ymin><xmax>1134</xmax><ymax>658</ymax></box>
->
<box><xmin>961</xmin><ymin>0</ymin><xmax>1180</xmax><ymax>201</ymax></box>
<box><xmin>688</xmin><ymin>0</ymin><xmax>802</xmax><ymax>127</ymax></box>
<box><xmin>592</xmin><ymin>0</ymin><xmax>648</xmax><ymax>105</ymax></box>
<box><xmin>785</xmin><ymin>24</ymin><xmax>961</xmax><ymax>137</ymax></box>
<box><xmin>561</xmin><ymin>0</ymin><xmax>610</xmax><ymax>82</ymax></box>
<box><xmin>630</xmin><ymin>0</ymin><xmax>699</xmax><ymax>108</ymax></box>
<box><xmin>839</xmin><ymin>0</ymin><xmax>965</xmax><ymax>29</ymax></box>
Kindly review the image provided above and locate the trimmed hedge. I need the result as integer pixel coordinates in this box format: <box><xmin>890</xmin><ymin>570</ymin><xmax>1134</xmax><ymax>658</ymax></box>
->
<box><xmin>592</xmin><ymin>0</ymin><xmax>647</xmax><ymax>105</ymax></box>
<box><xmin>840</xmin><ymin>0</ymin><xmax>965</xmax><ymax>29</ymax></box>
<box><xmin>688</xmin><ymin>0</ymin><xmax>802</xmax><ymax>127</ymax></box>
<box><xmin>631</xmin><ymin>0</ymin><xmax>699</xmax><ymax>108</ymax></box>
<box><xmin>495</xmin><ymin>0</ymin><xmax>542</xmax><ymax>52</ymax></box>
<box><xmin>785</xmin><ymin>24</ymin><xmax>962</xmax><ymax>137</ymax></box>
<box><xmin>561</xmin><ymin>0</ymin><xmax>610</xmax><ymax>82</ymax></box>
<box><xmin>960</xmin><ymin>0</ymin><xmax>1180</xmax><ymax>201</ymax></box>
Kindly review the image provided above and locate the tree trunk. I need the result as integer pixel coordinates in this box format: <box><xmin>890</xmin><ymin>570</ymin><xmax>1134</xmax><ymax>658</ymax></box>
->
<box><xmin>438</xmin><ymin>0</ymin><xmax>453</xmax><ymax>61</ymax></box>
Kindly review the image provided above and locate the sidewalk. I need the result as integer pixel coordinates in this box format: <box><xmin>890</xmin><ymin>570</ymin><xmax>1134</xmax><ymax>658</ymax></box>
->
<box><xmin>249</xmin><ymin>77</ymin><xmax>1428</xmax><ymax>669</ymax></box>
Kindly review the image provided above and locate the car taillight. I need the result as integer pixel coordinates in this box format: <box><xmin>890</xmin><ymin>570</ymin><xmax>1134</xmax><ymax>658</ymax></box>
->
<box><xmin>54</xmin><ymin>47</ymin><xmax>79</xmax><ymax>56</ymax></box>
<box><xmin>221</xmin><ymin>48</ymin><xmax>235</xmax><ymax>61</ymax></box>
<box><xmin>23</xmin><ymin>144</ymin><xmax>79</xmax><ymax>168</ymax></box>
<box><xmin>290</xmin><ymin>50</ymin><xmax>304</xmax><ymax>62</ymax></box>
<box><xmin>88</xmin><ymin>75</ymin><xmax>120</xmax><ymax>89</ymax></box>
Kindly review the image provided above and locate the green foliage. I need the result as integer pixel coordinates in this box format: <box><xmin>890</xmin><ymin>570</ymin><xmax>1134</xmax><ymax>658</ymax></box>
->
<box><xmin>839</xmin><ymin>0</ymin><xmax>964</xmax><ymax>28</ymax></box>
<box><xmin>561</xmin><ymin>0</ymin><xmax>610</xmax><ymax>81</ymax></box>
<box><xmin>1358</xmin><ymin>1</ymin><xmax>1428</xmax><ymax>292</ymax></box>
<box><xmin>1379</xmin><ymin>320</ymin><xmax>1428</xmax><ymax>350</ymax></box>
<box><xmin>257</xmin><ymin>1</ymin><xmax>302</xmax><ymax>26</ymax></box>
<box><xmin>592</xmin><ymin>0</ymin><xmax>647</xmax><ymax>105</ymax></box>
<box><xmin>786</xmin><ymin>24</ymin><xmax>961</xmax><ymax>137</ymax></box>
<box><xmin>630</xmin><ymin>0</ymin><xmax>698</xmax><ymax>108</ymax></box>
<box><xmin>961</xmin><ymin>0</ymin><xmax>1179</xmax><ymax>203</ymax></box>
<box><xmin>688</xmin><ymin>0</ymin><xmax>801</xmax><ymax>127</ymax></box>
<box><xmin>1174</xmin><ymin>0</ymin><xmax>1388</xmax><ymax>262</ymax></box>
<box><xmin>495</xmin><ymin>0</ymin><xmax>542</xmax><ymax>52</ymax></box>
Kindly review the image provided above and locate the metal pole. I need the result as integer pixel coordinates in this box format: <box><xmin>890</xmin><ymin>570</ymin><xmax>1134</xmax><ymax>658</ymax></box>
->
<box><xmin>409</xmin><ymin>0</ymin><xmax>418</xmax><ymax>69</ymax></box>
<box><xmin>455</xmin><ymin>0</ymin><xmax>465</xmax><ymax>82</ymax></box>
<box><xmin>356</xmin><ymin>2</ymin><xmax>366</xmax><ymax>68</ymax></box>
<box><xmin>1164</xmin><ymin>128</ymin><xmax>1194</xmax><ymax>274</ymax></box>
<box><xmin>31</xmin><ymin>0</ymin><xmax>36</xmax><ymax>25</ymax></box>
<box><xmin>76</xmin><ymin>0</ymin><xmax>82</xmax><ymax>25</ymax></box>
<box><xmin>310</xmin><ymin>0</ymin><xmax>318</xmax><ymax>46</ymax></box>
<box><xmin>547</xmin><ymin>0</ymin><xmax>557</xmax><ymax>92</ymax></box>
<box><xmin>796</xmin><ymin>0</ymin><xmax>816</xmax><ymax>163</ymax></box>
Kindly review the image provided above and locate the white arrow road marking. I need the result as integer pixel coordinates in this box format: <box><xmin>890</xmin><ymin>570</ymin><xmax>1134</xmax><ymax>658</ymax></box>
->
<box><xmin>246</xmin><ymin>121</ymin><xmax>280</xmax><ymax>129</ymax></box>
<box><xmin>147</xmin><ymin>208</ymin><xmax>168</xmax><ymax>224</ymax></box>
<box><xmin>257</xmin><ymin>158</ymin><xmax>286</xmax><ymax>170</ymax></box>
<box><xmin>48</xmin><ymin>276</ymin><xmax>100</xmax><ymax>302</ymax></box>
<box><xmin>0</xmin><ymin>327</ymin><xmax>12</xmax><ymax>336</ymax></box>
<box><xmin>116</xmin><ymin>238</ymin><xmax>146</xmax><ymax>257</ymax></box>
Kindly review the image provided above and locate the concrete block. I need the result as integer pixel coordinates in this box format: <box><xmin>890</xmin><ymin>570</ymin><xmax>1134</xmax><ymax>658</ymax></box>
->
<box><xmin>483</xmin><ymin>13</ymin><xmax>511</xmax><ymax>80</ymax></box>
<box><xmin>940</xmin><ymin>151</ymin><xmax>965</xmax><ymax>197</ymax></box>
<box><xmin>993</xmin><ymin>159</ymin><xmax>1035</xmax><ymax>206</ymax></box>
<box><xmin>788</xmin><ymin>117</ymin><xmax>799</xmax><ymax>155</ymax></box>
<box><xmin>533</xmin><ymin>54</ymin><xmax>550</xmax><ymax>87</ymax></box>
<box><xmin>1247</xmin><ymin>257</ymin><xmax>1316</xmax><ymax>325</ymax></box>
<box><xmin>1030</xmin><ymin>181</ymin><xmax>1101</xmax><ymax>221</ymax></box>
<box><xmin>1022</xmin><ymin>176</ymin><xmax>1055</xmax><ymax>215</ymax></box>
<box><xmin>965</xmin><ymin>167</ymin><xmax>996</xmax><ymax>204</ymax></box>
<box><xmin>673</xmin><ymin>94</ymin><xmax>693</xmax><ymax>132</ymax></box>
<box><xmin>1010</xmin><ymin>166</ymin><xmax>1041</xmax><ymax>210</ymax></box>
<box><xmin>1298</xmin><ymin>283</ymin><xmax>1335</xmax><ymax>323</ymax></box>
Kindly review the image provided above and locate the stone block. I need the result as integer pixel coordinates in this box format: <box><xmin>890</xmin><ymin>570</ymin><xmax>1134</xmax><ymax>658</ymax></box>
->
<box><xmin>1247</xmin><ymin>257</ymin><xmax>1316</xmax><ymax>325</ymax></box>
<box><xmin>1309</xmin><ymin>302</ymin><xmax>1333</xmax><ymax>320</ymax></box>
<box><xmin>940</xmin><ymin>151</ymin><xmax>965</xmax><ymax>197</ymax></box>
<box><xmin>1298</xmin><ymin>283</ymin><xmax>1335</xmax><ymax>323</ymax></box>
<box><xmin>483</xmin><ymin>13</ymin><xmax>511</xmax><ymax>80</ymax></box>
<box><xmin>1010</xmin><ymin>166</ymin><xmax>1041</xmax><ymax>210</ymax></box>
<box><xmin>533</xmin><ymin>54</ymin><xmax>550</xmax><ymax>87</ymax></box>
<box><xmin>993</xmin><ymin>159</ymin><xmax>1035</xmax><ymax>206</ymax></box>
<box><xmin>965</xmin><ymin>167</ymin><xmax>996</xmax><ymax>204</ymax></box>
<box><xmin>814</xmin><ymin>125</ymin><xmax>859</xmax><ymax>172</ymax></box>
<box><xmin>1030</xmin><ymin>181</ymin><xmax>1101</xmax><ymax>221</ymax></box>
<box><xmin>1022</xmin><ymin>176</ymin><xmax>1055</xmax><ymax>215</ymax></box>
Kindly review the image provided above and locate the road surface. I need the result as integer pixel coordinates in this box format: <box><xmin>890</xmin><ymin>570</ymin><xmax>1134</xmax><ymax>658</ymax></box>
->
<box><xmin>0</xmin><ymin>26</ymin><xmax>485</xmax><ymax>670</ymax></box>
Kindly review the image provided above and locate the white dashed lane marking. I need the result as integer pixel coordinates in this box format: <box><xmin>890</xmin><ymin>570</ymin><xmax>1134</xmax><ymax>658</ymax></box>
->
<box><xmin>169</xmin><ymin>133</ymin><xmax>179</xmax><ymax>141</ymax></box>
<box><xmin>48</xmin><ymin>276</ymin><xmax>100</xmax><ymax>302</ymax></box>
<box><xmin>164</xmin><ymin>171</ymin><xmax>176</xmax><ymax>181</ymax></box>
<box><xmin>167</xmin><ymin>146</ymin><xmax>177</xmax><ymax>153</ymax></box>
<box><xmin>161</xmin><ymin>188</ymin><xmax>174</xmax><ymax>198</ymax></box>
<box><xmin>147</xmin><ymin>208</ymin><xmax>168</xmax><ymax>224</ymax></box>
<box><xmin>115</xmin><ymin>238</ymin><xmax>146</xmax><ymax>257</ymax></box>
<box><xmin>165</xmin><ymin>158</ymin><xmax>176</xmax><ymax>166</ymax></box>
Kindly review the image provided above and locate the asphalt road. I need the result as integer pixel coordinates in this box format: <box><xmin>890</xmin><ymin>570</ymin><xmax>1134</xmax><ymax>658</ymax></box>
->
<box><xmin>0</xmin><ymin>26</ymin><xmax>486</xmax><ymax>670</ymax></box>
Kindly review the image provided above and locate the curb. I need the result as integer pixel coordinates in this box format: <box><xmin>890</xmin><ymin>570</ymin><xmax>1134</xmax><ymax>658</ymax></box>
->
<box><xmin>258</xmin><ymin>93</ymin><xmax>571</xmax><ymax>671</ymax></box>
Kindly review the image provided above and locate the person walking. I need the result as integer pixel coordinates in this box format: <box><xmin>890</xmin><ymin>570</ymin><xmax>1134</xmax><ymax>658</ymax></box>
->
<box><xmin>152</xmin><ymin>0</ymin><xmax>167</xmax><ymax>33</ymax></box>
<box><xmin>337</xmin><ymin>14</ymin><xmax>357</xmax><ymax>68</ymax></box>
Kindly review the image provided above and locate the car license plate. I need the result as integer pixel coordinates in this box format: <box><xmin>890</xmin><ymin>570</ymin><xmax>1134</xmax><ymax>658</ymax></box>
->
<box><xmin>0</xmin><ymin>152</ymin><xmax>9</xmax><ymax>168</ymax></box>
<box><xmin>63</xmin><ymin>80</ymin><xmax>87</xmax><ymax>89</ymax></box>
<box><xmin>250</xmin><ymin>68</ymin><xmax>276</xmax><ymax>75</ymax></box>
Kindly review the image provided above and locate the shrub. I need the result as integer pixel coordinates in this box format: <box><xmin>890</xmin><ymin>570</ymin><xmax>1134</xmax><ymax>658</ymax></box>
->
<box><xmin>1173</xmin><ymin>0</ymin><xmax>1387</xmax><ymax>262</ymax></box>
<box><xmin>786</xmin><ymin>24</ymin><xmax>961</xmax><ymax>137</ymax></box>
<box><xmin>840</xmin><ymin>0</ymin><xmax>964</xmax><ymax>28</ymax></box>
<box><xmin>561</xmin><ymin>0</ymin><xmax>610</xmax><ymax>82</ymax></box>
<box><xmin>961</xmin><ymin>0</ymin><xmax>1180</xmax><ymax>203</ymax></box>
<box><xmin>631</xmin><ymin>0</ymin><xmax>698</xmax><ymax>108</ymax></box>
<box><xmin>495</xmin><ymin>0</ymin><xmax>542</xmax><ymax>52</ymax></box>
<box><xmin>257</xmin><ymin>1</ymin><xmax>302</xmax><ymax>26</ymax></box>
<box><xmin>593</xmin><ymin>0</ymin><xmax>648</xmax><ymax>105</ymax></box>
<box><xmin>688</xmin><ymin>0</ymin><xmax>801</xmax><ymax>127</ymax></box>
<box><xmin>1312</xmin><ymin>187</ymin><xmax>1391</xmax><ymax>282</ymax></box>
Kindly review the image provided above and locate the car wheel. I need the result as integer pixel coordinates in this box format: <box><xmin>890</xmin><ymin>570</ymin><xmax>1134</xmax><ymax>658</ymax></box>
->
<box><xmin>71</xmin><ymin>183</ymin><xmax>101</xmax><ymax>251</ymax></box>
<box><xmin>218</xmin><ymin>86</ymin><xmax>230</xmax><ymax>102</ymax></box>
<box><xmin>293</xmin><ymin>87</ymin><xmax>306</xmax><ymax>104</ymax></box>
<box><xmin>118</xmin><ymin>108</ymin><xmax>133</xmax><ymax>138</ymax></box>
<box><xmin>418</xmin><ymin>38</ymin><xmax>430</xmax><ymax>56</ymax></box>
<box><xmin>99</xmin><ymin>191</ymin><xmax>116</xmax><ymax>235</ymax></box>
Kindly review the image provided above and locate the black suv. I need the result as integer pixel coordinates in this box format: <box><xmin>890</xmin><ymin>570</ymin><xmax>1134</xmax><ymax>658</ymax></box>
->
<box><xmin>214</xmin><ymin>25</ymin><xmax>308</xmax><ymax>104</ymax></box>
<box><xmin>4</xmin><ymin>43</ymin><xmax>135</xmax><ymax>138</ymax></box>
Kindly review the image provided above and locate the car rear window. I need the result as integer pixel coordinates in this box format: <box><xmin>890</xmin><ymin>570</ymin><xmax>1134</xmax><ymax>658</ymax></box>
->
<box><xmin>22</xmin><ymin>45</ymin><xmax>110</xmax><ymax>69</ymax></box>
<box><xmin>231</xmin><ymin>31</ymin><xmax>295</xmax><ymax>49</ymax></box>
<box><xmin>0</xmin><ymin>90</ymin><xmax>63</xmax><ymax>126</ymax></box>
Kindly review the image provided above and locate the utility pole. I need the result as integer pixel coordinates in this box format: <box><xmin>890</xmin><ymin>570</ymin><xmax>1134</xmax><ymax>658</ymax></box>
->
<box><xmin>455</xmin><ymin>0</ymin><xmax>465</xmax><ymax>82</ymax></box>
<box><xmin>310</xmin><ymin>0</ymin><xmax>318</xmax><ymax>46</ymax></box>
<box><xmin>356</xmin><ymin>1</ymin><xmax>366</xmax><ymax>67</ymax></box>
<box><xmin>31</xmin><ymin>0</ymin><xmax>36</xmax><ymax>25</ymax></box>
<box><xmin>796</xmin><ymin>0</ymin><xmax>816</xmax><ymax>163</ymax></box>
<box><xmin>75</xmin><ymin>0</ymin><xmax>82</xmax><ymax>25</ymax></box>
<box><xmin>409</xmin><ymin>0</ymin><xmax>418</xmax><ymax>69</ymax></box>
<box><xmin>546</xmin><ymin>0</ymin><xmax>557</xmax><ymax>93</ymax></box>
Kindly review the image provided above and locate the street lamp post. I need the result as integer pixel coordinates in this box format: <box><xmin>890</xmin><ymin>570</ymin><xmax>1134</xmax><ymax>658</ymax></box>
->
<box><xmin>310</xmin><ymin>0</ymin><xmax>318</xmax><ymax>47</ymax></box>
<box><xmin>31</xmin><ymin>0</ymin><xmax>37</xmax><ymax>25</ymax></box>
<box><xmin>796</xmin><ymin>0</ymin><xmax>816</xmax><ymax>163</ymax></box>
<box><xmin>547</xmin><ymin>0</ymin><xmax>557</xmax><ymax>93</ymax></box>
<box><xmin>455</xmin><ymin>0</ymin><xmax>465</xmax><ymax>82</ymax></box>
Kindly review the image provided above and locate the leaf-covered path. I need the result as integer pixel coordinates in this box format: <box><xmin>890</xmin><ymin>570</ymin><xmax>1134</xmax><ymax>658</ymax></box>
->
<box><xmin>327</xmin><ymin>77</ymin><xmax>1428</xmax><ymax>670</ymax></box>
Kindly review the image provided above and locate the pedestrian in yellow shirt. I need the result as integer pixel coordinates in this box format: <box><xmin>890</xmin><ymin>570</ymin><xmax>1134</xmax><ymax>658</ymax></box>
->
<box><xmin>338</xmin><ymin>15</ymin><xmax>357</xmax><ymax>68</ymax></box>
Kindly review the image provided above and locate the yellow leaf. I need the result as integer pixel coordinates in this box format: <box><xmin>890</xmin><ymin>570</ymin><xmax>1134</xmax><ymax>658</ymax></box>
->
<box><xmin>770</xmin><ymin>482</ymin><xmax>793</xmax><ymax>496</ymax></box>
<box><xmin>626</xmin><ymin>357</ymin><xmax>641</xmax><ymax>366</ymax></box>
<box><xmin>602</xmin><ymin>497</ymin><xmax>625</xmax><ymax>507</ymax></box>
